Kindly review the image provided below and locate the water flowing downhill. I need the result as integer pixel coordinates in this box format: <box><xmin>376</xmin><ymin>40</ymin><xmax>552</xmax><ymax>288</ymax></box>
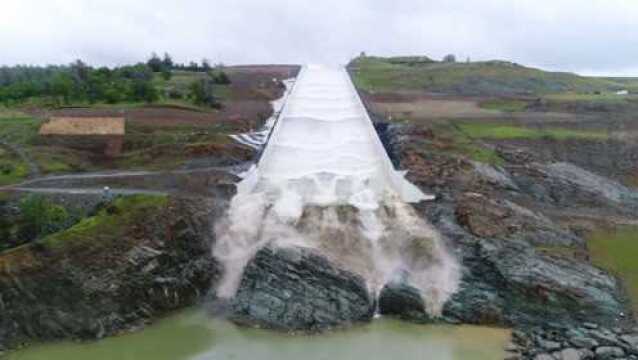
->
<box><xmin>215</xmin><ymin>64</ymin><xmax>460</xmax><ymax>315</ymax></box>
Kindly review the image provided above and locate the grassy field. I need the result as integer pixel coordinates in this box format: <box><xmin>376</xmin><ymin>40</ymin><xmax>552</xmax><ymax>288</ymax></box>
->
<box><xmin>371</xmin><ymin>98</ymin><xmax>497</xmax><ymax>120</ymax></box>
<box><xmin>116</xmin><ymin>121</ymin><xmax>236</xmax><ymax>170</ymax></box>
<box><xmin>349</xmin><ymin>56</ymin><xmax>632</xmax><ymax>96</ymax></box>
<box><xmin>0</xmin><ymin>114</ymin><xmax>43</xmax><ymax>144</ymax></box>
<box><xmin>453</xmin><ymin>140</ymin><xmax>504</xmax><ymax>165</ymax></box>
<box><xmin>0</xmin><ymin>111</ymin><xmax>221</xmax><ymax>180</ymax></box>
<box><xmin>422</xmin><ymin>122</ymin><xmax>505</xmax><ymax>165</ymax></box>
<box><xmin>457</xmin><ymin>122</ymin><xmax>609</xmax><ymax>141</ymax></box>
<box><xmin>544</xmin><ymin>93</ymin><xmax>638</xmax><ymax>102</ymax></box>
<box><xmin>588</xmin><ymin>226</ymin><xmax>638</xmax><ymax>310</ymax></box>
<box><xmin>0</xmin><ymin>113</ymin><xmax>89</xmax><ymax>182</ymax></box>
<box><xmin>478</xmin><ymin>99</ymin><xmax>530</xmax><ymax>112</ymax></box>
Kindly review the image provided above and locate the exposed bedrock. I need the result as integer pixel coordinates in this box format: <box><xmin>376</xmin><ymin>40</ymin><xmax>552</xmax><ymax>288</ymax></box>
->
<box><xmin>378</xmin><ymin>274</ymin><xmax>430</xmax><ymax>322</ymax></box>
<box><xmin>230</xmin><ymin>246</ymin><xmax>376</xmax><ymax>331</ymax></box>
<box><xmin>227</xmin><ymin>195</ymin><xmax>627</xmax><ymax>331</ymax></box>
<box><xmin>377</xmin><ymin>122</ymin><xmax>634</xmax><ymax>330</ymax></box>
<box><xmin>0</xmin><ymin>196</ymin><xmax>222</xmax><ymax>350</ymax></box>
<box><xmin>419</xmin><ymin>198</ymin><xmax>627</xmax><ymax>328</ymax></box>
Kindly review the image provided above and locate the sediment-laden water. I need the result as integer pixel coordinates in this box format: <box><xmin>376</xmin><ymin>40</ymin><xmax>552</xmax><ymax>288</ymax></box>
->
<box><xmin>5</xmin><ymin>310</ymin><xmax>510</xmax><ymax>360</ymax></box>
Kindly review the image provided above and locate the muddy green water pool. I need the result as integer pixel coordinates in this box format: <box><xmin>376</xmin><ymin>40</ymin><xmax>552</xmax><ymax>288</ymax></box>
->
<box><xmin>5</xmin><ymin>309</ymin><xmax>510</xmax><ymax>360</ymax></box>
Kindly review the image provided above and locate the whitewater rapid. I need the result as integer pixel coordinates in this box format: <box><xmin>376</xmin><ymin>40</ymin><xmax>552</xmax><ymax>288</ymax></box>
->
<box><xmin>215</xmin><ymin>65</ymin><xmax>459</xmax><ymax>316</ymax></box>
<box><xmin>238</xmin><ymin>64</ymin><xmax>431</xmax><ymax>215</ymax></box>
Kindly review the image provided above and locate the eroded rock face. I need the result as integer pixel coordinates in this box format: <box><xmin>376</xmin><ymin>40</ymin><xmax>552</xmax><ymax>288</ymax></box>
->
<box><xmin>455</xmin><ymin>192</ymin><xmax>583</xmax><ymax>247</ymax></box>
<box><xmin>537</xmin><ymin>162</ymin><xmax>638</xmax><ymax>210</ymax></box>
<box><xmin>0</xmin><ymin>196</ymin><xmax>222</xmax><ymax>349</ymax></box>
<box><xmin>365</xmin><ymin>121</ymin><xmax>636</xmax><ymax>333</ymax></box>
<box><xmin>231</xmin><ymin>246</ymin><xmax>375</xmax><ymax>331</ymax></box>
<box><xmin>417</xmin><ymin>201</ymin><xmax>626</xmax><ymax>328</ymax></box>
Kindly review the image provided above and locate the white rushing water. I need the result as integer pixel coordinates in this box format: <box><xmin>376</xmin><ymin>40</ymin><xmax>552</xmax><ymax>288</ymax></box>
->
<box><xmin>215</xmin><ymin>65</ymin><xmax>459</xmax><ymax>316</ymax></box>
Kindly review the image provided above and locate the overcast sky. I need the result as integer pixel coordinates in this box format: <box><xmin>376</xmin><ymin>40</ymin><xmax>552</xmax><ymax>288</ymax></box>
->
<box><xmin>1</xmin><ymin>0</ymin><xmax>637</xmax><ymax>76</ymax></box>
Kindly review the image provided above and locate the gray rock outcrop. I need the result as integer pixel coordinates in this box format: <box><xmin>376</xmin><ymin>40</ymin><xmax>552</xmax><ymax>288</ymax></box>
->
<box><xmin>231</xmin><ymin>246</ymin><xmax>375</xmax><ymax>331</ymax></box>
<box><xmin>378</xmin><ymin>278</ymin><xmax>429</xmax><ymax>322</ymax></box>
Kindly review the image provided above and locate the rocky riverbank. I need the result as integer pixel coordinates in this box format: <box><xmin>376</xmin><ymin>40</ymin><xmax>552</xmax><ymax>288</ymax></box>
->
<box><xmin>0</xmin><ymin>194</ymin><xmax>225</xmax><ymax>352</ymax></box>
<box><xmin>509</xmin><ymin>324</ymin><xmax>638</xmax><ymax>359</ymax></box>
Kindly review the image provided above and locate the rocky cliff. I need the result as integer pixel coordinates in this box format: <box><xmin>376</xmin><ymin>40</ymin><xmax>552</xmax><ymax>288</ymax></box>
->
<box><xmin>0</xmin><ymin>195</ymin><xmax>223</xmax><ymax>351</ymax></box>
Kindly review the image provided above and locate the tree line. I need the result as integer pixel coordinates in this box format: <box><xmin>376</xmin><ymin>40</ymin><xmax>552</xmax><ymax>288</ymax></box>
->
<box><xmin>0</xmin><ymin>53</ymin><xmax>230</xmax><ymax>107</ymax></box>
<box><xmin>146</xmin><ymin>52</ymin><xmax>224</xmax><ymax>74</ymax></box>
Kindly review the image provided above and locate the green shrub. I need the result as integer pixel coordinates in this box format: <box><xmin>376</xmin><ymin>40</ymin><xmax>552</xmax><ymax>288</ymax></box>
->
<box><xmin>189</xmin><ymin>77</ymin><xmax>220</xmax><ymax>108</ymax></box>
<box><xmin>18</xmin><ymin>194</ymin><xmax>71</xmax><ymax>241</ymax></box>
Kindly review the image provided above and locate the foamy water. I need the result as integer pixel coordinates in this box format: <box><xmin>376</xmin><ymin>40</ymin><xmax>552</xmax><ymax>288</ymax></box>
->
<box><xmin>216</xmin><ymin>65</ymin><xmax>459</xmax><ymax>316</ymax></box>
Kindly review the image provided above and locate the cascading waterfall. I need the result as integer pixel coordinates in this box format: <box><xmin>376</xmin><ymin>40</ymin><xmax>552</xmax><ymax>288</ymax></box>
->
<box><xmin>214</xmin><ymin>64</ymin><xmax>459</xmax><ymax>317</ymax></box>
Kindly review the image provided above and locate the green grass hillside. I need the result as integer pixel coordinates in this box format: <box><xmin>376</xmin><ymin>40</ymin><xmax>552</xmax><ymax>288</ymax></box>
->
<box><xmin>588</xmin><ymin>226</ymin><xmax>638</xmax><ymax>311</ymax></box>
<box><xmin>43</xmin><ymin>194</ymin><xmax>168</xmax><ymax>249</ymax></box>
<box><xmin>458</xmin><ymin>122</ymin><xmax>609</xmax><ymax>141</ymax></box>
<box><xmin>349</xmin><ymin>56</ymin><xmax>638</xmax><ymax>96</ymax></box>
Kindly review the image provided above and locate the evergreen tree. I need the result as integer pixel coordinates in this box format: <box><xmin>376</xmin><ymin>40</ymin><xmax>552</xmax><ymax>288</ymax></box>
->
<box><xmin>443</xmin><ymin>54</ymin><xmax>457</xmax><ymax>63</ymax></box>
<box><xmin>147</xmin><ymin>52</ymin><xmax>163</xmax><ymax>72</ymax></box>
<box><xmin>162</xmin><ymin>52</ymin><xmax>174</xmax><ymax>69</ymax></box>
<box><xmin>50</xmin><ymin>72</ymin><xmax>73</xmax><ymax>105</ymax></box>
<box><xmin>201</xmin><ymin>58</ymin><xmax>212</xmax><ymax>72</ymax></box>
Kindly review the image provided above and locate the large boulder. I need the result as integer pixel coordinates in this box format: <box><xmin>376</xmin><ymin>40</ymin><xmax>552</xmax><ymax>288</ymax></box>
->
<box><xmin>231</xmin><ymin>246</ymin><xmax>375</xmax><ymax>331</ymax></box>
<box><xmin>378</xmin><ymin>278</ymin><xmax>429</xmax><ymax>322</ymax></box>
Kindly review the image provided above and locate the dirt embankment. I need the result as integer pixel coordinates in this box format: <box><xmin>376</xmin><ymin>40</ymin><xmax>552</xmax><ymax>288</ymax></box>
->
<box><xmin>40</xmin><ymin>117</ymin><xmax>125</xmax><ymax>136</ymax></box>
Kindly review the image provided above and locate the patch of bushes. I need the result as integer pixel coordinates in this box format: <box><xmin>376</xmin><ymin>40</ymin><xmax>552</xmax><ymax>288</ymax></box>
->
<box><xmin>0</xmin><ymin>54</ymin><xmax>230</xmax><ymax>108</ymax></box>
<box><xmin>0</xmin><ymin>194</ymin><xmax>82</xmax><ymax>251</ymax></box>
<box><xmin>19</xmin><ymin>194</ymin><xmax>73</xmax><ymax>238</ymax></box>
<box><xmin>43</xmin><ymin>194</ymin><xmax>168</xmax><ymax>249</ymax></box>
<box><xmin>0</xmin><ymin>159</ymin><xmax>28</xmax><ymax>186</ymax></box>
<box><xmin>0</xmin><ymin>194</ymin><xmax>168</xmax><ymax>252</ymax></box>
<box><xmin>0</xmin><ymin>61</ymin><xmax>159</xmax><ymax>106</ymax></box>
<box><xmin>189</xmin><ymin>76</ymin><xmax>221</xmax><ymax>109</ymax></box>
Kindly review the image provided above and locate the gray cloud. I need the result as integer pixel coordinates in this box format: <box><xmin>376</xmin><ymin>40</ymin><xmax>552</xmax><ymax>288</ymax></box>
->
<box><xmin>1</xmin><ymin>0</ymin><xmax>637</xmax><ymax>75</ymax></box>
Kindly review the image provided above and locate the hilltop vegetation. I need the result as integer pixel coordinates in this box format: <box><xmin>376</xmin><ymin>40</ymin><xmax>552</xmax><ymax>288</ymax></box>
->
<box><xmin>354</xmin><ymin>54</ymin><xmax>638</xmax><ymax>187</ymax></box>
<box><xmin>0</xmin><ymin>53</ymin><xmax>230</xmax><ymax>109</ymax></box>
<box><xmin>0</xmin><ymin>62</ymin><xmax>296</xmax><ymax>187</ymax></box>
<box><xmin>349</xmin><ymin>56</ymin><xmax>638</xmax><ymax>96</ymax></box>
